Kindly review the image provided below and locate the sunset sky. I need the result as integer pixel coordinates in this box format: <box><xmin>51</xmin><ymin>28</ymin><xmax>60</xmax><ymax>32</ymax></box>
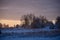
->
<box><xmin>0</xmin><ymin>19</ymin><xmax>22</xmax><ymax>27</ymax></box>
<box><xmin>0</xmin><ymin>0</ymin><xmax>60</xmax><ymax>27</ymax></box>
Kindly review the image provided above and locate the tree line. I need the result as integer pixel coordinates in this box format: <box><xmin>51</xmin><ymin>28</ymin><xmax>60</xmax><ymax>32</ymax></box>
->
<box><xmin>0</xmin><ymin>14</ymin><xmax>60</xmax><ymax>29</ymax></box>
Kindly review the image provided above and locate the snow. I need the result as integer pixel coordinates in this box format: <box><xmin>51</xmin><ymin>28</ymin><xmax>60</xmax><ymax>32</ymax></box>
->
<box><xmin>1</xmin><ymin>28</ymin><xmax>57</xmax><ymax>33</ymax></box>
<box><xmin>0</xmin><ymin>34</ymin><xmax>60</xmax><ymax>40</ymax></box>
<box><xmin>0</xmin><ymin>27</ymin><xmax>60</xmax><ymax>40</ymax></box>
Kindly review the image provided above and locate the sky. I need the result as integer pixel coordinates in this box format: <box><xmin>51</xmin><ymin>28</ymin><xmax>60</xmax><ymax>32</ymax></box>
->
<box><xmin>0</xmin><ymin>19</ymin><xmax>21</xmax><ymax>27</ymax></box>
<box><xmin>0</xmin><ymin>0</ymin><xmax>60</xmax><ymax>20</ymax></box>
<box><xmin>0</xmin><ymin>0</ymin><xmax>60</xmax><ymax>27</ymax></box>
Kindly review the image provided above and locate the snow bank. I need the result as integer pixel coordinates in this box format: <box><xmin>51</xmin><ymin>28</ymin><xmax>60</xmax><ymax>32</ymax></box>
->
<box><xmin>1</xmin><ymin>28</ymin><xmax>59</xmax><ymax>33</ymax></box>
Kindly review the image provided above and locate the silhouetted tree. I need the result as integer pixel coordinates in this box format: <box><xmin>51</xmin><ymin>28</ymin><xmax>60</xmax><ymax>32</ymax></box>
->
<box><xmin>0</xmin><ymin>23</ymin><xmax>2</xmax><ymax>34</ymax></box>
<box><xmin>31</xmin><ymin>15</ymin><xmax>47</xmax><ymax>28</ymax></box>
<box><xmin>6</xmin><ymin>24</ymin><xmax>9</xmax><ymax>28</ymax></box>
<box><xmin>16</xmin><ymin>24</ymin><xmax>20</xmax><ymax>28</ymax></box>
<box><xmin>39</xmin><ymin>16</ymin><xmax>49</xmax><ymax>28</ymax></box>
<box><xmin>3</xmin><ymin>24</ymin><xmax>9</xmax><ymax>28</ymax></box>
<box><xmin>21</xmin><ymin>14</ymin><xmax>49</xmax><ymax>29</ymax></box>
<box><xmin>31</xmin><ymin>17</ymin><xmax>42</xmax><ymax>28</ymax></box>
<box><xmin>22</xmin><ymin>15</ymin><xmax>29</xmax><ymax>25</ymax></box>
<box><xmin>55</xmin><ymin>16</ymin><xmax>60</xmax><ymax>29</ymax></box>
<box><xmin>21</xmin><ymin>14</ymin><xmax>35</xmax><ymax>28</ymax></box>
<box><xmin>48</xmin><ymin>21</ymin><xmax>54</xmax><ymax>29</ymax></box>
<box><xmin>0</xmin><ymin>30</ymin><xmax>1</xmax><ymax>34</ymax></box>
<box><xmin>0</xmin><ymin>23</ymin><xmax>2</xmax><ymax>28</ymax></box>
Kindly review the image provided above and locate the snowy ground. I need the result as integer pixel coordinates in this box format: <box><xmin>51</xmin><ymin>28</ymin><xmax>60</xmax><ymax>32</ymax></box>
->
<box><xmin>1</xmin><ymin>28</ymin><xmax>59</xmax><ymax>33</ymax></box>
<box><xmin>0</xmin><ymin>34</ymin><xmax>60</xmax><ymax>40</ymax></box>
<box><xmin>0</xmin><ymin>28</ymin><xmax>60</xmax><ymax>40</ymax></box>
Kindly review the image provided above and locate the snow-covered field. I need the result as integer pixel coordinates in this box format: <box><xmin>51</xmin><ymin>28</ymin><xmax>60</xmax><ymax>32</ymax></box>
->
<box><xmin>1</xmin><ymin>28</ymin><xmax>59</xmax><ymax>33</ymax></box>
<box><xmin>0</xmin><ymin>28</ymin><xmax>60</xmax><ymax>40</ymax></box>
<box><xmin>0</xmin><ymin>34</ymin><xmax>60</xmax><ymax>40</ymax></box>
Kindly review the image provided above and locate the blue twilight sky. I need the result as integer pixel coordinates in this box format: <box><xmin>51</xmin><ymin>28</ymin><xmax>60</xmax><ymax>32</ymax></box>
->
<box><xmin>0</xmin><ymin>0</ymin><xmax>60</xmax><ymax>20</ymax></box>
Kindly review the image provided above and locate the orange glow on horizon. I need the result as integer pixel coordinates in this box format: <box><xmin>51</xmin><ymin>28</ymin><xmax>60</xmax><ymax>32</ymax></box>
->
<box><xmin>49</xmin><ymin>20</ymin><xmax>56</xmax><ymax>24</ymax></box>
<box><xmin>0</xmin><ymin>19</ymin><xmax>56</xmax><ymax>27</ymax></box>
<box><xmin>52</xmin><ymin>20</ymin><xmax>56</xmax><ymax>24</ymax></box>
<box><xmin>0</xmin><ymin>19</ymin><xmax>22</xmax><ymax>27</ymax></box>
